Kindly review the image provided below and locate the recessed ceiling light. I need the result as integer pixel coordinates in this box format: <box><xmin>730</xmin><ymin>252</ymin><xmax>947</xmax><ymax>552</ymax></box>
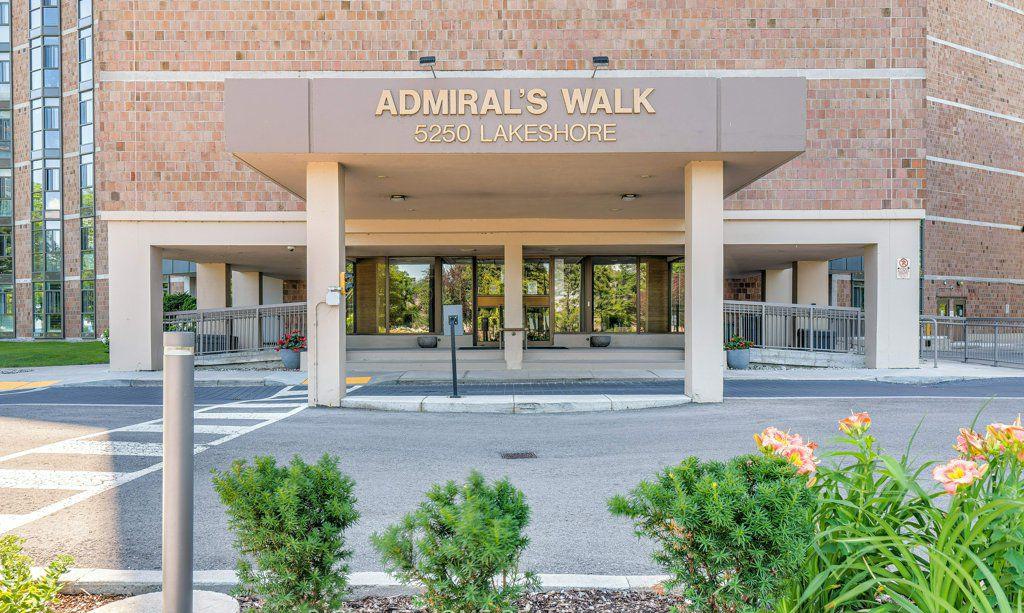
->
<box><xmin>390</xmin><ymin>194</ymin><xmax>407</xmax><ymax>201</ymax></box>
<box><xmin>407</xmin><ymin>208</ymin><xmax>416</xmax><ymax>212</ymax></box>
<box><xmin>610</xmin><ymin>207</ymin><xmax>622</xmax><ymax>212</ymax></box>
<box><xmin>377</xmin><ymin>174</ymin><xmax>390</xmax><ymax>179</ymax></box>
<box><xmin>620</xmin><ymin>193</ymin><xmax>639</xmax><ymax>201</ymax></box>
<box><xmin>640</xmin><ymin>174</ymin><xmax>654</xmax><ymax>179</ymax></box>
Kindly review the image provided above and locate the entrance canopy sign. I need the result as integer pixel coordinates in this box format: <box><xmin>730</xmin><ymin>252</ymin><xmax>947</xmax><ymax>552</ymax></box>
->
<box><xmin>224</xmin><ymin>76</ymin><xmax>807</xmax><ymax>202</ymax></box>
<box><xmin>226</xmin><ymin>76</ymin><xmax>806</xmax><ymax>156</ymax></box>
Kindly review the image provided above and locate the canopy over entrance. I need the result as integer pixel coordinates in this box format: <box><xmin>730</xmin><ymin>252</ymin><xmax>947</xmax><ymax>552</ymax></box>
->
<box><xmin>224</xmin><ymin>76</ymin><xmax>807</xmax><ymax>217</ymax></box>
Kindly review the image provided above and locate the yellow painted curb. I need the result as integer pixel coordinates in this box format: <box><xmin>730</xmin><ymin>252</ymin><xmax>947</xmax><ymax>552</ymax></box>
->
<box><xmin>298</xmin><ymin>377</ymin><xmax>371</xmax><ymax>386</ymax></box>
<box><xmin>0</xmin><ymin>380</ymin><xmax>59</xmax><ymax>391</ymax></box>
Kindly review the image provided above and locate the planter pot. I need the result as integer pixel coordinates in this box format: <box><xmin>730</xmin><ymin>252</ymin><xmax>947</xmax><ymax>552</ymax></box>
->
<box><xmin>417</xmin><ymin>336</ymin><xmax>439</xmax><ymax>349</ymax></box>
<box><xmin>590</xmin><ymin>335</ymin><xmax>612</xmax><ymax>348</ymax></box>
<box><xmin>726</xmin><ymin>348</ymin><xmax>750</xmax><ymax>370</ymax></box>
<box><xmin>280</xmin><ymin>349</ymin><xmax>303</xmax><ymax>370</ymax></box>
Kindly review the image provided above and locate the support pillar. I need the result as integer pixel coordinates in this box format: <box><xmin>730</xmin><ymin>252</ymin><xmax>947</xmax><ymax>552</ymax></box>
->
<box><xmin>763</xmin><ymin>267</ymin><xmax>793</xmax><ymax>303</ymax></box>
<box><xmin>684</xmin><ymin>161</ymin><xmax>724</xmax><ymax>403</ymax></box>
<box><xmin>261</xmin><ymin>276</ymin><xmax>284</xmax><ymax>304</ymax></box>
<box><xmin>795</xmin><ymin>260</ymin><xmax>829</xmax><ymax>305</ymax></box>
<box><xmin>864</xmin><ymin>221</ymin><xmax>920</xmax><ymax>368</ymax></box>
<box><xmin>108</xmin><ymin>222</ymin><xmax>162</xmax><ymax>370</ymax></box>
<box><xmin>231</xmin><ymin>270</ymin><xmax>261</xmax><ymax>306</ymax></box>
<box><xmin>504</xmin><ymin>241</ymin><xmax>524</xmax><ymax>369</ymax></box>
<box><xmin>307</xmin><ymin>161</ymin><xmax>346</xmax><ymax>405</ymax></box>
<box><xmin>196</xmin><ymin>263</ymin><xmax>229</xmax><ymax>309</ymax></box>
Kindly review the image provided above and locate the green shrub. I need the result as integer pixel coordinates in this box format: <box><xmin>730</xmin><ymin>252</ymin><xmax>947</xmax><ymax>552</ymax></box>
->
<box><xmin>0</xmin><ymin>534</ymin><xmax>72</xmax><ymax>613</ymax></box>
<box><xmin>212</xmin><ymin>454</ymin><xmax>359</xmax><ymax>613</ymax></box>
<box><xmin>372</xmin><ymin>471</ymin><xmax>538</xmax><ymax>612</ymax></box>
<box><xmin>609</xmin><ymin>454</ymin><xmax>815</xmax><ymax>613</ymax></box>
<box><xmin>162</xmin><ymin>292</ymin><xmax>196</xmax><ymax>312</ymax></box>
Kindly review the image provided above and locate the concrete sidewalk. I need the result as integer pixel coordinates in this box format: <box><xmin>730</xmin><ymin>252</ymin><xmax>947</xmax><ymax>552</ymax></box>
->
<box><xmin>1</xmin><ymin>360</ymin><xmax>1018</xmax><ymax>390</ymax></box>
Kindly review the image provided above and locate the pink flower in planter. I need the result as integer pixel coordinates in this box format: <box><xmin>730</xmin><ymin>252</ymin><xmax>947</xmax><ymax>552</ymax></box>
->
<box><xmin>754</xmin><ymin>427</ymin><xmax>793</xmax><ymax>453</ymax></box>
<box><xmin>954</xmin><ymin>428</ymin><xmax>988</xmax><ymax>460</ymax></box>
<box><xmin>932</xmin><ymin>459</ymin><xmax>987</xmax><ymax>495</ymax></box>
<box><xmin>838</xmin><ymin>412</ymin><xmax>872</xmax><ymax>435</ymax></box>
<box><xmin>778</xmin><ymin>444</ymin><xmax>819</xmax><ymax>476</ymax></box>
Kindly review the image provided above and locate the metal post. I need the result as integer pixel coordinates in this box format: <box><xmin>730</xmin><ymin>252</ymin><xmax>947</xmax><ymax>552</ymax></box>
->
<box><xmin>808</xmin><ymin>304</ymin><xmax>815</xmax><ymax>351</ymax></box>
<box><xmin>163</xmin><ymin>331</ymin><xmax>195</xmax><ymax>613</ymax></box>
<box><xmin>993</xmin><ymin>322</ymin><xmax>999</xmax><ymax>367</ymax></box>
<box><xmin>963</xmin><ymin>320</ymin><xmax>968</xmax><ymax>363</ymax></box>
<box><xmin>448</xmin><ymin>315</ymin><xmax>460</xmax><ymax>399</ymax></box>
<box><xmin>929</xmin><ymin>318</ymin><xmax>938</xmax><ymax>368</ymax></box>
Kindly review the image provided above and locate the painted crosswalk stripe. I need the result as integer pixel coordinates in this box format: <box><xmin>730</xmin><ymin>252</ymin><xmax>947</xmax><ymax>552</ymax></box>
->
<box><xmin>0</xmin><ymin>469</ymin><xmax>124</xmax><ymax>490</ymax></box>
<box><xmin>221</xmin><ymin>403</ymin><xmax>303</xmax><ymax>409</ymax></box>
<box><xmin>121</xmin><ymin>424</ymin><xmax>247</xmax><ymax>435</ymax></box>
<box><xmin>35</xmin><ymin>440</ymin><xmax>207</xmax><ymax>457</ymax></box>
<box><xmin>196</xmin><ymin>412</ymin><xmax>290</xmax><ymax>421</ymax></box>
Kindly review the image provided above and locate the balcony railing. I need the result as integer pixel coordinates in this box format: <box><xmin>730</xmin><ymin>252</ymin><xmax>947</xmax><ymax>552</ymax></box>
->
<box><xmin>920</xmin><ymin>316</ymin><xmax>1024</xmax><ymax>368</ymax></box>
<box><xmin>163</xmin><ymin>302</ymin><xmax>306</xmax><ymax>356</ymax></box>
<box><xmin>724</xmin><ymin>300</ymin><xmax>865</xmax><ymax>354</ymax></box>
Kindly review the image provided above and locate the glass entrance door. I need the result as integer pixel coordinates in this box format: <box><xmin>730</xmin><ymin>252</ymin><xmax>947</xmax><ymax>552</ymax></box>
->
<box><xmin>475</xmin><ymin>258</ymin><xmax>504</xmax><ymax>347</ymax></box>
<box><xmin>524</xmin><ymin>258</ymin><xmax>552</xmax><ymax>346</ymax></box>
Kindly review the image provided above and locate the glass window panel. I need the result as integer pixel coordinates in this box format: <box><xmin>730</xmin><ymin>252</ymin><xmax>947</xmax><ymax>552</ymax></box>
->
<box><xmin>639</xmin><ymin>256</ymin><xmax>670</xmax><ymax>333</ymax></box>
<box><xmin>523</xmin><ymin>259</ymin><xmax>549</xmax><ymax>296</ymax></box>
<box><xmin>440</xmin><ymin>257</ymin><xmax>473</xmax><ymax>334</ymax></box>
<box><xmin>387</xmin><ymin>258</ymin><xmax>433</xmax><ymax>334</ymax></box>
<box><xmin>0</xmin><ymin>61</ymin><xmax>9</xmax><ymax>84</ymax></box>
<box><xmin>80</xmin><ymin>123</ymin><xmax>93</xmax><ymax>146</ymax></box>
<box><xmin>0</xmin><ymin>3</ymin><xmax>9</xmax><ymax>25</ymax></box>
<box><xmin>81</xmin><ymin>251</ymin><xmax>94</xmax><ymax>276</ymax></box>
<box><xmin>0</xmin><ymin>227</ymin><xmax>11</xmax><ymax>274</ymax></box>
<box><xmin>81</xmin><ymin>313</ymin><xmax>94</xmax><ymax>336</ymax></box>
<box><xmin>79</xmin><ymin>60</ymin><xmax>92</xmax><ymax>83</ymax></box>
<box><xmin>554</xmin><ymin>257</ymin><xmax>582</xmax><ymax>333</ymax></box>
<box><xmin>79</xmin><ymin>0</ymin><xmax>91</xmax><ymax>19</ymax></box>
<box><xmin>475</xmin><ymin>259</ymin><xmax>503</xmax><ymax>296</ymax></box>
<box><xmin>42</xmin><ymin>7</ymin><xmax>58</xmax><ymax>26</ymax></box>
<box><xmin>345</xmin><ymin>260</ymin><xmax>354</xmax><ymax>334</ymax></box>
<box><xmin>592</xmin><ymin>256</ymin><xmax>637</xmax><ymax>333</ymax></box>
<box><xmin>670</xmin><ymin>259</ymin><xmax>685</xmax><ymax>333</ymax></box>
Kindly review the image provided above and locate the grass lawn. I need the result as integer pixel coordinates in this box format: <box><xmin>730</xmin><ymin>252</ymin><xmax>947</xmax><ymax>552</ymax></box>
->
<box><xmin>0</xmin><ymin>341</ymin><xmax>109</xmax><ymax>368</ymax></box>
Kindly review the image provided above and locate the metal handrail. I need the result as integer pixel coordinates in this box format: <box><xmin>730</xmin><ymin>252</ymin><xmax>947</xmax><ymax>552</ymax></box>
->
<box><xmin>163</xmin><ymin>302</ymin><xmax>306</xmax><ymax>356</ymax></box>
<box><xmin>724</xmin><ymin>300</ymin><xmax>865</xmax><ymax>354</ymax></box>
<box><xmin>920</xmin><ymin>316</ymin><xmax>1024</xmax><ymax>368</ymax></box>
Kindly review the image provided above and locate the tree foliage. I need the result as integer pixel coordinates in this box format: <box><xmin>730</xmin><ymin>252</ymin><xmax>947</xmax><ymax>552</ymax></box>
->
<box><xmin>0</xmin><ymin>534</ymin><xmax>72</xmax><ymax>613</ymax></box>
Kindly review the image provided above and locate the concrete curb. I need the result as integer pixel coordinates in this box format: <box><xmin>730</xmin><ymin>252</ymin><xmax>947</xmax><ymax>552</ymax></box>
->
<box><xmin>64</xmin><ymin>377</ymin><xmax>300</xmax><ymax>389</ymax></box>
<box><xmin>54</xmin><ymin>568</ymin><xmax>670</xmax><ymax>598</ymax></box>
<box><xmin>338</xmin><ymin>393</ymin><xmax>690</xmax><ymax>413</ymax></box>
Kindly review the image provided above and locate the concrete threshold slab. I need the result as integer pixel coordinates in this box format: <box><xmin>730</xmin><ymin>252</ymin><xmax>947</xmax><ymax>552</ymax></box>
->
<box><xmin>338</xmin><ymin>394</ymin><xmax>689</xmax><ymax>413</ymax></box>
<box><xmin>53</xmin><ymin>567</ymin><xmax>671</xmax><ymax>597</ymax></box>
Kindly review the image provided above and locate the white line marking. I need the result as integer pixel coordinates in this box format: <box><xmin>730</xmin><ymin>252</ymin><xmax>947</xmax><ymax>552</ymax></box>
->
<box><xmin>35</xmin><ymin>440</ymin><xmax>207</xmax><ymax>457</ymax></box>
<box><xmin>927</xmin><ymin>96</ymin><xmax>1024</xmax><ymax>125</ymax></box>
<box><xmin>927</xmin><ymin>35</ymin><xmax>1024</xmax><ymax>70</ymax></box>
<box><xmin>0</xmin><ymin>386</ymin><xmax>308</xmax><ymax>535</ymax></box>
<box><xmin>926</xmin><ymin>155</ymin><xmax>1024</xmax><ymax>178</ymax></box>
<box><xmin>196</xmin><ymin>412</ymin><xmax>291</xmax><ymax>421</ymax></box>
<box><xmin>217</xmin><ymin>403</ymin><xmax>302</xmax><ymax>409</ymax></box>
<box><xmin>0</xmin><ymin>469</ymin><xmax>124</xmax><ymax>490</ymax></box>
<box><xmin>122</xmin><ymin>424</ymin><xmax>247</xmax><ymax>435</ymax></box>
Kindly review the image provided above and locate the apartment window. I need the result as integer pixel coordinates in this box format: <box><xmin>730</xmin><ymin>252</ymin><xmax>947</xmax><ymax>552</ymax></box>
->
<box><xmin>0</xmin><ymin>284</ymin><xmax>12</xmax><ymax>335</ymax></box>
<box><xmin>0</xmin><ymin>173</ymin><xmax>11</xmax><ymax>217</ymax></box>
<box><xmin>31</xmin><ymin>98</ymin><xmax>61</xmax><ymax>152</ymax></box>
<box><xmin>32</xmin><ymin>281</ymin><xmax>62</xmax><ymax>337</ymax></box>
<box><xmin>80</xmin><ymin>154</ymin><xmax>94</xmax><ymax>215</ymax></box>
<box><xmin>78</xmin><ymin>0</ymin><xmax>91</xmax><ymax>20</ymax></box>
<box><xmin>0</xmin><ymin>225</ymin><xmax>11</xmax><ymax>274</ymax></box>
<box><xmin>78</xmin><ymin>27</ymin><xmax>92</xmax><ymax>83</ymax></box>
<box><xmin>29</xmin><ymin>0</ymin><xmax>59</xmax><ymax>30</ymax></box>
<box><xmin>29</xmin><ymin>36</ymin><xmax>60</xmax><ymax>91</ymax></box>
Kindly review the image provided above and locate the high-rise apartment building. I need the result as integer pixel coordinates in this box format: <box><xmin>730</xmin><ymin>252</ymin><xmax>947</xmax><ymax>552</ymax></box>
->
<box><xmin>0</xmin><ymin>0</ymin><xmax>101</xmax><ymax>340</ymax></box>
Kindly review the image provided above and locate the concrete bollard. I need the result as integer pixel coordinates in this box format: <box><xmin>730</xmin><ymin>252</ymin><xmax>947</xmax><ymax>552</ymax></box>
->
<box><xmin>163</xmin><ymin>331</ymin><xmax>195</xmax><ymax>613</ymax></box>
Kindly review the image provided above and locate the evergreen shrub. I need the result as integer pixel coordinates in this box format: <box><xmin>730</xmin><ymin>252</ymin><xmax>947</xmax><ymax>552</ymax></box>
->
<box><xmin>609</xmin><ymin>454</ymin><xmax>815</xmax><ymax>613</ymax></box>
<box><xmin>0</xmin><ymin>534</ymin><xmax>72</xmax><ymax>613</ymax></box>
<box><xmin>372</xmin><ymin>471</ymin><xmax>537</xmax><ymax>612</ymax></box>
<box><xmin>212</xmin><ymin>454</ymin><xmax>358</xmax><ymax>613</ymax></box>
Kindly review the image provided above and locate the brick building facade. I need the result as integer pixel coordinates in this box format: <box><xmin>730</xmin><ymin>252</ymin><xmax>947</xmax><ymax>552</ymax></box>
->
<box><xmin>1</xmin><ymin>1</ymin><xmax>1020</xmax><ymax>341</ymax></box>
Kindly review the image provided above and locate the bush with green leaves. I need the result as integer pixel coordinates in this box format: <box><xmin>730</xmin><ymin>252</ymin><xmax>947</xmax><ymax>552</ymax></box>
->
<box><xmin>162</xmin><ymin>291</ymin><xmax>197</xmax><ymax>313</ymax></box>
<box><xmin>609</xmin><ymin>454</ymin><xmax>816</xmax><ymax>613</ymax></box>
<box><xmin>212</xmin><ymin>454</ymin><xmax>358</xmax><ymax>613</ymax></box>
<box><xmin>372</xmin><ymin>471</ymin><xmax>538</xmax><ymax>612</ymax></box>
<box><xmin>0</xmin><ymin>534</ymin><xmax>72</xmax><ymax>613</ymax></box>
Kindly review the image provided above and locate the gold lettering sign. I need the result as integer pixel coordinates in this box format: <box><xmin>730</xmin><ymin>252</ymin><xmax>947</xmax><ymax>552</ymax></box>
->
<box><xmin>374</xmin><ymin>86</ymin><xmax>654</xmax><ymax>144</ymax></box>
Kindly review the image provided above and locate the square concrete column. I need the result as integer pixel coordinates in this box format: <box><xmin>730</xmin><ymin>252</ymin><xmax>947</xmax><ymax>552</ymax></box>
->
<box><xmin>684</xmin><ymin>161</ymin><xmax>724</xmax><ymax>403</ymax></box>
<box><xmin>108</xmin><ymin>223</ymin><xmax>162</xmax><ymax>371</ymax></box>
<box><xmin>307</xmin><ymin>161</ymin><xmax>346</xmax><ymax>405</ymax></box>
<box><xmin>795</xmin><ymin>260</ymin><xmax>829</xmax><ymax>305</ymax></box>
<box><xmin>764</xmin><ymin>267</ymin><xmax>793</xmax><ymax>303</ymax></box>
<box><xmin>231</xmin><ymin>270</ymin><xmax>261</xmax><ymax>306</ymax></box>
<box><xmin>504</xmin><ymin>241</ymin><xmax>524</xmax><ymax>369</ymax></box>
<box><xmin>261</xmin><ymin>276</ymin><xmax>284</xmax><ymax>304</ymax></box>
<box><xmin>864</xmin><ymin>221</ymin><xmax>920</xmax><ymax>368</ymax></box>
<box><xmin>196</xmin><ymin>263</ymin><xmax>229</xmax><ymax>308</ymax></box>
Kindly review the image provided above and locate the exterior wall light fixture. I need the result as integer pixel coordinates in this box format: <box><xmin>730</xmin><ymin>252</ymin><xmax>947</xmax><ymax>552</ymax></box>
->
<box><xmin>620</xmin><ymin>193</ymin><xmax>639</xmax><ymax>201</ymax></box>
<box><xmin>592</xmin><ymin>55</ymin><xmax>609</xmax><ymax>78</ymax></box>
<box><xmin>419</xmin><ymin>56</ymin><xmax>437</xmax><ymax>78</ymax></box>
<box><xmin>390</xmin><ymin>194</ymin><xmax>408</xmax><ymax>202</ymax></box>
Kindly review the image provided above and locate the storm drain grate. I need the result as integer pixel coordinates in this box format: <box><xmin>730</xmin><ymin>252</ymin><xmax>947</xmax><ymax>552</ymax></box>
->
<box><xmin>500</xmin><ymin>451</ymin><xmax>538</xmax><ymax>460</ymax></box>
